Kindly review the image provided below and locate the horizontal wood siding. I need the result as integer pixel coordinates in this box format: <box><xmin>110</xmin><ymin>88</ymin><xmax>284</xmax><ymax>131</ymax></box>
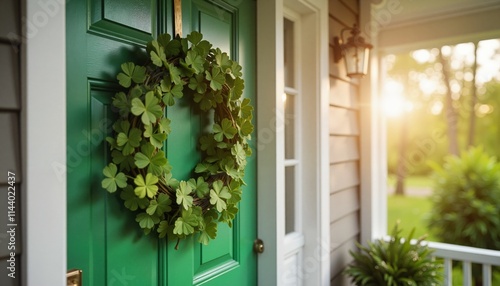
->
<box><xmin>0</xmin><ymin>1</ymin><xmax>22</xmax><ymax>285</ymax></box>
<box><xmin>329</xmin><ymin>0</ymin><xmax>360</xmax><ymax>285</ymax></box>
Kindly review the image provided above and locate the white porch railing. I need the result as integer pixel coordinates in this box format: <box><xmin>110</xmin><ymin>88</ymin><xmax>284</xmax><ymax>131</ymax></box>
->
<box><xmin>426</xmin><ymin>241</ymin><xmax>500</xmax><ymax>286</ymax></box>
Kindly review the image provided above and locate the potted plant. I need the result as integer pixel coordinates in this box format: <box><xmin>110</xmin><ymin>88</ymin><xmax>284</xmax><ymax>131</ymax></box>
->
<box><xmin>344</xmin><ymin>223</ymin><xmax>441</xmax><ymax>286</ymax></box>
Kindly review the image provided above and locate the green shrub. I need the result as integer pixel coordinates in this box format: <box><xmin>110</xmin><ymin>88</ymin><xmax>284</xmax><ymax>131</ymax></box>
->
<box><xmin>344</xmin><ymin>224</ymin><xmax>441</xmax><ymax>286</ymax></box>
<box><xmin>428</xmin><ymin>147</ymin><xmax>500</xmax><ymax>250</ymax></box>
<box><xmin>428</xmin><ymin>147</ymin><xmax>500</xmax><ymax>284</ymax></box>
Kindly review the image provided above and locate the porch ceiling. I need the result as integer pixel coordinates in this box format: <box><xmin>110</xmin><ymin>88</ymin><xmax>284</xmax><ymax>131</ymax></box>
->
<box><xmin>374</xmin><ymin>0</ymin><xmax>500</xmax><ymax>52</ymax></box>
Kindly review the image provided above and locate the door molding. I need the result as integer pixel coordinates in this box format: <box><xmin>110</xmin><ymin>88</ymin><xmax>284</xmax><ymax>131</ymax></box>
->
<box><xmin>24</xmin><ymin>0</ymin><xmax>67</xmax><ymax>284</ymax></box>
<box><xmin>257</xmin><ymin>0</ymin><xmax>330</xmax><ymax>285</ymax></box>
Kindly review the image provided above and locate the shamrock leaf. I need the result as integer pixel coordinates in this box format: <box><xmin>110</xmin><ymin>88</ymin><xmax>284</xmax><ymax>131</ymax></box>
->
<box><xmin>167</xmin><ymin>63</ymin><xmax>182</xmax><ymax>85</ymax></box>
<box><xmin>134</xmin><ymin>143</ymin><xmax>167</xmax><ymax>176</ymax></box>
<box><xmin>240</xmin><ymin>98</ymin><xmax>253</xmax><ymax>119</ymax></box>
<box><xmin>117</xmin><ymin>62</ymin><xmax>146</xmax><ymax>88</ymax></box>
<box><xmin>239</xmin><ymin>119</ymin><xmax>253</xmax><ymax>137</ymax></box>
<box><xmin>102</xmin><ymin>163</ymin><xmax>127</xmax><ymax>193</ymax></box>
<box><xmin>111</xmin><ymin>150</ymin><xmax>135</xmax><ymax>171</ymax></box>
<box><xmin>193</xmin><ymin>92</ymin><xmax>215</xmax><ymax>111</ymax></box>
<box><xmin>158</xmin><ymin>117</ymin><xmax>171</xmax><ymax>134</ymax></box>
<box><xmin>219</xmin><ymin>204</ymin><xmax>238</xmax><ymax>227</ymax></box>
<box><xmin>131</xmin><ymin>91</ymin><xmax>163</xmax><ymax>125</ymax></box>
<box><xmin>146</xmin><ymin>193</ymin><xmax>172</xmax><ymax>216</ymax></box>
<box><xmin>163</xmin><ymin>172</ymin><xmax>179</xmax><ymax>189</ymax></box>
<box><xmin>116</xmin><ymin>127</ymin><xmax>142</xmax><ymax>155</ymax></box>
<box><xmin>176</xmin><ymin>181</ymin><xmax>194</xmax><ymax>210</ymax></box>
<box><xmin>230</xmin><ymin>61</ymin><xmax>243</xmax><ymax>77</ymax></box>
<box><xmin>199</xmin><ymin>135</ymin><xmax>217</xmax><ymax>155</ymax></box>
<box><xmin>205</xmin><ymin>67</ymin><xmax>225</xmax><ymax>90</ymax></box>
<box><xmin>120</xmin><ymin>185</ymin><xmax>149</xmax><ymax>211</ymax></box>
<box><xmin>215</xmin><ymin>51</ymin><xmax>231</xmax><ymax>71</ymax></box>
<box><xmin>136</xmin><ymin>212</ymin><xmax>160</xmax><ymax>230</ymax></box>
<box><xmin>187</xmin><ymin>31</ymin><xmax>203</xmax><ymax>45</ymax></box>
<box><xmin>161</xmin><ymin>78</ymin><xmax>184</xmax><ymax>106</ymax></box>
<box><xmin>198</xmin><ymin>217</ymin><xmax>217</xmax><ymax>245</ymax></box>
<box><xmin>231</xmin><ymin>77</ymin><xmax>245</xmax><ymax>100</ymax></box>
<box><xmin>188</xmin><ymin>74</ymin><xmax>207</xmax><ymax>94</ymax></box>
<box><xmin>157</xmin><ymin>220</ymin><xmax>170</xmax><ymax>238</ymax></box>
<box><xmin>213</xmin><ymin>118</ymin><xmax>237</xmax><ymax>141</ymax></box>
<box><xmin>231</xmin><ymin>142</ymin><xmax>247</xmax><ymax>166</ymax></box>
<box><xmin>134</xmin><ymin>173</ymin><xmax>159</xmax><ymax>199</ymax></box>
<box><xmin>186</xmin><ymin>50</ymin><xmax>204</xmax><ymax>73</ymax></box>
<box><xmin>144</xmin><ymin>124</ymin><xmax>167</xmax><ymax>149</ymax></box>
<box><xmin>165</xmin><ymin>38</ymin><xmax>181</xmax><ymax>57</ymax></box>
<box><xmin>150</xmin><ymin>40</ymin><xmax>167</xmax><ymax>67</ymax></box>
<box><xmin>173</xmin><ymin>208</ymin><xmax>199</xmax><ymax>236</ymax></box>
<box><xmin>112</xmin><ymin>92</ymin><xmax>131</xmax><ymax>117</ymax></box>
<box><xmin>209</xmin><ymin>180</ymin><xmax>231</xmax><ymax>212</ymax></box>
<box><xmin>227</xmin><ymin>180</ymin><xmax>242</xmax><ymax>205</ymax></box>
<box><xmin>188</xmin><ymin>177</ymin><xmax>210</xmax><ymax>198</ymax></box>
<box><xmin>194</xmin><ymin>162</ymin><xmax>219</xmax><ymax>174</ymax></box>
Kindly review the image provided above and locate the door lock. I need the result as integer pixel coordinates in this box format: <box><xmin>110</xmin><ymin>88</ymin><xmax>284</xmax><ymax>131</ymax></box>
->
<box><xmin>254</xmin><ymin>238</ymin><xmax>264</xmax><ymax>254</ymax></box>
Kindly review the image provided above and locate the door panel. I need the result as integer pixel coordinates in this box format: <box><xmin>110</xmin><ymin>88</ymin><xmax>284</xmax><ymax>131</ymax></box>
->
<box><xmin>67</xmin><ymin>0</ymin><xmax>256</xmax><ymax>285</ymax></box>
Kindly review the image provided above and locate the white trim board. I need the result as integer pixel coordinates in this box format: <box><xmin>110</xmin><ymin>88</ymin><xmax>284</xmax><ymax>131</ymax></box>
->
<box><xmin>24</xmin><ymin>0</ymin><xmax>67</xmax><ymax>284</ymax></box>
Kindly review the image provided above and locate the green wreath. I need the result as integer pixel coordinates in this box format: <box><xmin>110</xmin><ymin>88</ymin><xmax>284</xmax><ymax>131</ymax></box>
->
<box><xmin>101</xmin><ymin>31</ymin><xmax>253</xmax><ymax>248</ymax></box>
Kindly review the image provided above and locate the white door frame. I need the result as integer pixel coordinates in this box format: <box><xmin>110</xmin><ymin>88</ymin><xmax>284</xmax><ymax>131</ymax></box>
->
<box><xmin>23</xmin><ymin>0</ymin><xmax>67</xmax><ymax>284</ymax></box>
<box><xmin>257</xmin><ymin>0</ymin><xmax>330</xmax><ymax>285</ymax></box>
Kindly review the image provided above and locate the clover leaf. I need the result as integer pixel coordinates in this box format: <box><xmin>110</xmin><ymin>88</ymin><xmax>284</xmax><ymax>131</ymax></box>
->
<box><xmin>146</xmin><ymin>193</ymin><xmax>172</xmax><ymax>216</ymax></box>
<box><xmin>186</xmin><ymin>50</ymin><xmax>204</xmax><ymax>73</ymax></box>
<box><xmin>198</xmin><ymin>217</ymin><xmax>217</xmax><ymax>245</ymax></box>
<box><xmin>136</xmin><ymin>212</ymin><xmax>160</xmax><ymax>230</ymax></box>
<box><xmin>102</xmin><ymin>163</ymin><xmax>127</xmax><ymax>193</ymax></box>
<box><xmin>117</xmin><ymin>62</ymin><xmax>146</xmax><ymax>88</ymax></box>
<box><xmin>112</xmin><ymin>150</ymin><xmax>135</xmax><ymax>171</ymax></box>
<box><xmin>187</xmin><ymin>31</ymin><xmax>202</xmax><ymax>45</ymax></box>
<box><xmin>173</xmin><ymin>208</ymin><xmax>199</xmax><ymax>236</ymax></box>
<box><xmin>219</xmin><ymin>204</ymin><xmax>238</xmax><ymax>227</ymax></box>
<box><xmin>213</xmin><ymin>118</ymin><xmax>237</xmax><ymax>141</ymax></box>
<box><xmin>239</xmin><ymin>119</ymin><xmax>253</xmax><ymax>137</ymax></box>
<box><xmin>144</xmin><ymin>124</ymin><xmax>167</xmax><ymax>149</ymax></box>
<box><xmin>215</xmin><ymin>51</ymin><xmax>231</xmax><ymax>71</ymax></box>
<box><xmin>227</xmin><ymin>180</ymin><xmax>242</xmax><ymax>205</ymax></box>
<box><xmin>209</xmin><ymin>180</ymin><xmax>231</xmax><ymax>212</ymax></box>
<box><xmin>113</xmin><ymin>92</ymin><xmax>131</xmax><ymax>117</ymax></box>
<box><xmin>134</xmin><ymin>173</ymin><xmax>159</xmax><ymax>199</ymax></box>
<box><xmin>206</xmin><ymin>67</ymin><xmax>225</xmax><ymax>90</ymax></box>
<box><xmin>161</xmin><ymin>78</ymin><xmax>184</xmax><ymax>106</ymax></box>
<box><xmin>188</xmin><ymin>74</ymin><xmax>207</xmax><ymax>94</ymax></box>
<box><xmin>231</xmin><ymin>142</ymin><xmax>247</xmax><ymax>166</ymax></box>
<box><xmin>131</xmin><ymin>91</ymin><xmax>163</xmax><ymax>125</ymax></box>
<box><xmin>116</xmin><ymin>127</ymin><xmax>142</xmax><ymax>155</ymax></box>
<box><xmin>150</xmin><ymin>40</ymin><xmax>167</xmax><ymax>67</ymax></box>
<box><xmin>199</xmin><ymin>135</ymin><xmax>217</xmax><ymax>155</ymax></box>
<box><xmin>134</xmin><ymin>143</ymin><xmax>167</xmax><ymax>176</ymax></box>
<box><xmin>188</xmin><ymin>177</ymin><xmax>210</xmax><ymax>198</ymax></box>
<box><xmin>176</xmin><ymin>181</ymin><xmax>194</xmax><ymax>210</ymax></box>
<box><xmin>230</xmin><ymin>61</ymin><xmax>243</xmax><ymax>77</ymax></box>
<box><xmin>231</xmin><ymin>77</ymin><xmax>245</xmax><ymax>100</ymax></box>
<box><xmin>157</xmin><ymin>220</ymin><xmax>170</xmax><ymax>238</ymax></box>
<box><xmin>167</xmin><ymin>63</ymin><xmax>182</xmax><ymax>85</ymax></box>
<box><xmin>120</xmin><ymin>185</ymin><xmax>149</xmax><ymax>211</ymax></box>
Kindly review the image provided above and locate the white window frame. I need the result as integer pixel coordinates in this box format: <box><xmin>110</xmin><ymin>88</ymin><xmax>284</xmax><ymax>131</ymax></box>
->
<box><xmin>257</xmin><ymin>0</ymin><xmax>330</xmax><ymax>285</ymax></box>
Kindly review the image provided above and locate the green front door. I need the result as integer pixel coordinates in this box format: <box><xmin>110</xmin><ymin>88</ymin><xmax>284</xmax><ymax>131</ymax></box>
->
<box><xmin>66</xmin><ymin>1</ymin><xmax>256</xmax><ymax>285</ymax></box>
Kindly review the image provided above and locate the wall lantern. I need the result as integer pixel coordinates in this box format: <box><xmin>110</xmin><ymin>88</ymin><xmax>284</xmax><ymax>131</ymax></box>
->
<box><xmin>333</xmin><ymin>23</ymin><xmax>373</xmax><ymax>78</ymax></box>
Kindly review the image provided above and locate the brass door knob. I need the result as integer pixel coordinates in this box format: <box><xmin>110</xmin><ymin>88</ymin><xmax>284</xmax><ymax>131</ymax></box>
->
<box><xmin>253</xmin><ymin>238</ymin><xmax>264</xmax><ymax>254</ymax></box>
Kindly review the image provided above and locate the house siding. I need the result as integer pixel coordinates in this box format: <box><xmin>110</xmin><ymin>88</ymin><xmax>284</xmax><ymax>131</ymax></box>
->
<box><xmin>329</xmin><ymin>0</ymin><xmax>361</xmax><ymax>285</ymax></box>
<box><xmin>0</xmin><ymin>0</ymin><xmax>22</xmax><ymax>285</ymax></box>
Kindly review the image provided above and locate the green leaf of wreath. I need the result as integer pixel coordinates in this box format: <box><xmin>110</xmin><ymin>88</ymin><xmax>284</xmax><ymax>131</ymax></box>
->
<box><xmin>157</xmin><ymin>220</ymin><xmax>170</xmax><ymax>238</ymax></box>
<box><xmin>213</xmin><ymin>118</ymin><xmax>237</xmax><ymax>142</ymax></box>
<box><xmin>146</xmin><ymin>193</ymin><xmax>172</xmax><ymax>216</ymax></box>
<box><xmin>144</xmin><ymin>124</ymin><xmax>167</xmax><ymax>149</ymax></box>
<box><xmin>116</xmin><ymin>127</ymin><xmax>142</xmax><ymax>155</ymax></box>
<box><xmin>120</xmin><ymin>186</ymin><xmax>149</xmax><ymax>211</ymax></box>
<box><xmin>187</xmin><ymin>31</ymin><xmax>202</xmax><ymax>45</ymax></box>
<box><xmin>186</xmin><ymin>50</ymin><xmax>204</xmax><ymax>73</ymax></box>
<box><xmin>173</xmin><ymin>208</ymin><xmax>199</xmax><ymax>236</ymax></box>
<box><xmin>209</xmin><ymin>180</ymin><xmax>231</xmax><ymax>212</ymax></box>
<box><xmin>198</xmin><ymin>217</ymin><xmax>217</xmax><ymax>245</ymax></box>
<box><xmin>136</xmin><ymin>212</ymin><xmax>160</xmax><ymax>230</ymax></box>
<box><xmin>206</xmin><ymin>67</ymin><xmax>225</xmax><ymax>90</ymax></box>
<box><xmin>117</xmin><ymin>62</ymin><xmax>146</xmax><ymax>88</ymax></box>
<box><xmin>131</xmin><ymin>91</ymin><xmax>163</xmax><ymax>125</ymax></box>
<box><xmin>176</xmin><ymin>181</ymin><xmax>194</xmax><ymax>210</ymax></box>
<box><xmin>134</xmin><ymin>173</ymin><xmax>159</xmax><ymax>199</ymax></box>
<box><xmin>188</xmin><ymin>177</ymin><xmax>210</xmax><ymax>198</ymax></box>
<box><xmin>134</xmin><ymin>143</ymin><xmax>167</xmax><ymax>176</ymax></box>
<box><xmin>150</xmin><ymin>40</ymin><xmax>167</xmax><ymax>67</ymax></box>
<box><xmin>102</xmin><ymin>163</ymin><xmax>127</xmax><ymax>193</ymax></box>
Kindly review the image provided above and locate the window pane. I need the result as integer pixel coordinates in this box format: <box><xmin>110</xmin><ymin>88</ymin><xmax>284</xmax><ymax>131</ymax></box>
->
<box><xmin>284</xmin><ymin>18</ymin><xmax>294</xmax><ymax>88</ymax></box>
<box><xmin>285</xmin><ymin>166</ymin><xmax>295</xmax><ymax>233</ymax></box>
<box><xmin>284</xmin><ymin>93</ymin><xmax>295</xmax><ymax>159</ymax></box>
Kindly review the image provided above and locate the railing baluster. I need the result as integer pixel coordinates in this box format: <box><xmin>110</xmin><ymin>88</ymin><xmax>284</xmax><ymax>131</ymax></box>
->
<box><xmin>443</xmin><ymin>258</ymin><xmax>452</xmax><ymax>286</ymax></box>
<box><xmin>483</xmin><ymin>264</ymin><xmax>492</xmax><ymax>286</ymax></box>
<box><xmin>463</xmin><ymin>261</ymin><xmax>472</xmax><ymax>286</ymax></box>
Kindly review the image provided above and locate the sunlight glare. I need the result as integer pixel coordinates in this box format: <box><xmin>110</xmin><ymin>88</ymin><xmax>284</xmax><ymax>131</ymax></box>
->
<box><xmin>412</xmin><ymin>49</ymin><xmax>431</xmax><ymax>64</ymax></box>
<box><xmin>382</xmin><ymin>80</ymin><xmax>413</xmax><ymax>118</ymax></box>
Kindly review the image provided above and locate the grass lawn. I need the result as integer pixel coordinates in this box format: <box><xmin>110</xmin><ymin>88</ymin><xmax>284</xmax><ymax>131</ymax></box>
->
<box><xmin>387</xmin><ymin>174</ymin><xmax>434</xmax><ymax>188</ymax></box>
